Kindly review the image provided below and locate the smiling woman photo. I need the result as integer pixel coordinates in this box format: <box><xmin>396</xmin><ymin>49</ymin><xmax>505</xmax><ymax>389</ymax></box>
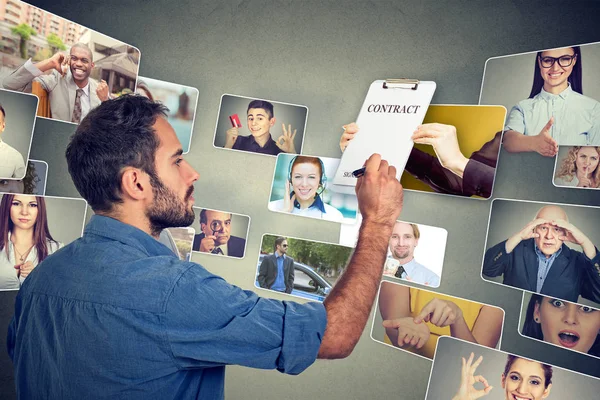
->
<box><xmin>554</xmin><ymin>146</ymin><xmax>600</xmax><ymax>188</ymax></box>
<box><xmin>522</xmin><ymin>294</ymin><xmax>600</xmax><ymax>357</ymax></box>
<box><xmin>0</xmin><ymin>194</ymin><xmax>62</xmax><ymax>290</ymax></box>
<box><xmin>452</xmin><ymin>353</ymin><xmax>553</xmax><ymax>400</ymax></box>
<box><xmin>503</xmin><ymin>46</ymin><xmax>600</xmax><ymax>155</ymax></box>
<box><xmin>268</xmin><ymin>155</ymin><xmax>344</xmax><ymax>222</ymax></box>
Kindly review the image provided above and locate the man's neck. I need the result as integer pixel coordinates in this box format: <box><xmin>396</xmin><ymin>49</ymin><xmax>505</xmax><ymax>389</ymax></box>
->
<box><xmin>276</xmin><ymin>250</ymin><xmax>284</xmax><ymax>257</ymax></box>
<box><xmin>98</xmin><ymin>208</ymin><xmax>157</xmax><ymax>239</ymax></box>
<box><xmin>253</xmin><ymin>131</ymin><xmax>271</xmax><ymax>147</ymax></box>
<box><xmin>394</xmin><ymin>255</ymin><xmax>414</xmax><ymax>265</ymax></box>
<box><xmin>74</xmin><ymin>79</ymin><xmax>89</xmax><ymax>89</ymax></box>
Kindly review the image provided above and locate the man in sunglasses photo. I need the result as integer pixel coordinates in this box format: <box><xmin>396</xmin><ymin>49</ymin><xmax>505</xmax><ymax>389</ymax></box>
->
<box><xmin>257</xmin><ymin>236</ymin><xmax>295</xmax><ymax>294</ymax></box>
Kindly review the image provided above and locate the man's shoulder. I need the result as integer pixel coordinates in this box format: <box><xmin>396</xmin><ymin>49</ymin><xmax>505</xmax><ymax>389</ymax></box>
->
<box><xmin>232</xmin><ymin>134</ymin><xmax>252</xmax><ymax>149</ymax></box>
<box><xmin>229</xmin><ymin>235</ymin><xmax>245</xmax><ymax>244</ymax></box>
<box><xmin>413</xmin><ymin>260</ymin><xmax>437</xmax><ymax>276</ymax></box>
<box><xmin>0</xmin><ymin>141</ymin><xmax>21</xmax><ymax>156</ymax></box>
<box><xmin>27</xmin><ymin>239</ymin><xmax>209</xmax><ymax>312</ymax></box>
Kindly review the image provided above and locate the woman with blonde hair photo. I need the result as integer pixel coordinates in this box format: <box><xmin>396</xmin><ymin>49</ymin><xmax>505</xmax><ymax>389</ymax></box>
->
<box><xmin>554</xmin><ymin>146</ymin><xmax>600</xmax><ymax>188</ymax></box>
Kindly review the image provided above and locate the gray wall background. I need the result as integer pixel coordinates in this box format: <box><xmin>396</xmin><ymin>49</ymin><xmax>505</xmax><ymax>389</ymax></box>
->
<box><xmin>213</xmin><ymin>94</ymin><xmax>307</xmax><ymax>152</ymax></box>
<box><xmin>1</xmin><ymin>1</ymin><xmax>600</xmax><ymax>399</ymax></box>
<box><xmin>427</xmin><ymin>336</ymin><xmax>600</xmax><ymax>399</ymax></box>
<box><xmin>0</xmin><ymin>90</ymin><xmax>38</xmax><ymax>179</ymax></box>
<box><xmin>480</xmin><ymin>42</ymin><xmax>600</xmax><ymax>112</ymax></box>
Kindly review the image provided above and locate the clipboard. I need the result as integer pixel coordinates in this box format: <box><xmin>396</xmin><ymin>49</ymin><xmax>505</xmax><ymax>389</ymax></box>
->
<box><xmin>332</xmin><ymin>79</ymin><xmax>436</xmax><ymax>190</ymax></box>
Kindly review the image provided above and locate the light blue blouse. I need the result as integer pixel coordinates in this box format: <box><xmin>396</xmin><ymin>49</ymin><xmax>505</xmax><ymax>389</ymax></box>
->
<box><xmin>505</xmin><ymin>85</ymin><xmax>600</xmax><ymax>145</ymax></box>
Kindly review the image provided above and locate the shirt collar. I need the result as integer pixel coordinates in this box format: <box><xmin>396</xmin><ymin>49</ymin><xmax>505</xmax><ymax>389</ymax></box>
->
<box><xmin>217</xmin><ymin>243</ymin><xmax>228</xmax><ymax>255</ymax></box>
<box><xmin>248</xmin><ymin>133</ymin><xmax>277</xmax><ymax>149</ymax></box>
<box><xmin>84</xmin><ymin>215</ymin><xmax>177</xmax><ymax>258</ymax></box>
<box><xmin>69</xmin><ymin>75</ymin><xmax>90</xmax><ymax>97</ymax></box>
<box><xmin>534</xmin><ymin>242</ymin><xmax>563</xmax><ymax>261</ymax></box>
<box><xmin>400</xmin><ymin>258</ymin><xmax>418</xmax><ymax>274</ymax></box>
<box><xmin>292</xmin><ymin>193</ymin><xmax>327</xmax><ymax>213</ymax></box>
<box><xmin>539</xmin><ymin>83</ymin><xmax>573</xmax><ymax>101</ymax></box>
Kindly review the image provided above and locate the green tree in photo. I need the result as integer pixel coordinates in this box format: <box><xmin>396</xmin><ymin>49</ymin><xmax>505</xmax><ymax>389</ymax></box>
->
<box><xmin>32</xmin><ymin>48</ymin><xmax>52</xmax><ymax>62</ymax></box>
<box><xmin>10</xmin><ymin>24</ymin><xmax>37</xmax><ymax>59</ymax></box>
<box><xmin>46</xmin><ymin>33</ymin><xmax>67</xmax><ymax>54</ymax></box>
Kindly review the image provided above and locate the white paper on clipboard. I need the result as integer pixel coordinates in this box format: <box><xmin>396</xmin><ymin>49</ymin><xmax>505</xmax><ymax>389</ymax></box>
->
<box><xmin>332</xmin><ymin>79</ymin><xmax>436</xmax><ymax>191</ymax></box>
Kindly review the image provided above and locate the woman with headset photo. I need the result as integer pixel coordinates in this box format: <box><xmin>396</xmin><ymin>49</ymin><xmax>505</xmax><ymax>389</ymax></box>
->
<box><xmin>268</xmin><ymin>155</ymin><xmax>344</xmax><ymax>222</ymax></box>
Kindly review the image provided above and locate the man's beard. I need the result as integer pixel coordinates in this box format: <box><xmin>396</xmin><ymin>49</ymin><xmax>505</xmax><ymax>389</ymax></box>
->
<box><xmin>393</xmin><ymin>249</ymin><xmax>410</xmax><ymax>260</ymax></box>
<box><xmin>146</xmin><ymin>174</ymin><xmax>195</xmax><ymax>237</ymax></box>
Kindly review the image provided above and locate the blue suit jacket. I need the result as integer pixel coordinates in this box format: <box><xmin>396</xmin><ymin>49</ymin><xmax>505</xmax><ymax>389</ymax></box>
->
<box><xmin>192</xmin><ymin>233</ymin><xmax>246</xmax><ymax>258</ymax></box>
<box><xmin>483</xmin><ymin>238</ymin><xmax>600</xmax><ymax>303</ymax></box>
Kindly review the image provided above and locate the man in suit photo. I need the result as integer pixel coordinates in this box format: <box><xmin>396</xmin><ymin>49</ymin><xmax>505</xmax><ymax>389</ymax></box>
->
<box><xmin>483</xmin><ymin>204</ymin><xmax>600</xmax><ymax>304</ymax></box>
<box><xmin>2</xmin><ymin>43</ymin><xmax>109</xmax><ymax>123</ymax></box>
<box><xmin>192</xmin><ymin>209</ymin><xmax>246</xmax><ymax>258</ymax></box>
<box><xmin>257</xmin><ymin>237</ymin><xmax>295</xmax><ymax>294</ymax></box>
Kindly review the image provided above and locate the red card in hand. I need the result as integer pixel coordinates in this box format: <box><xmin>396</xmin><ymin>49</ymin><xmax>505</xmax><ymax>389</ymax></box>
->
<box><xmin>229</xmin><ymin>114</ymin><xmax>242</xmax><ymax>128</ymax></box>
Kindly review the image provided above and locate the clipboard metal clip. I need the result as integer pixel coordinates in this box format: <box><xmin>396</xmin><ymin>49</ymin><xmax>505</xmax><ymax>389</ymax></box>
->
<box><xmin>383</xmin><ymin>78</ymin><xmax>419</xmax><ymax>90</ymax></box>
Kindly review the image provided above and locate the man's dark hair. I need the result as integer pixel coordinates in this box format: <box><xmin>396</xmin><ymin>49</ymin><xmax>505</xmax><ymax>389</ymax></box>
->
<box><xmin>65</xmin><ymin>95</ymin><xmax>168</xmax><ymax>212</ymax></box>
<box><xmin>199</xmin><ymin>209</ymin><xmax>208</xmax><ymax>225</ymax></box>
<box><xmin>247</xmin><ymin>100</ymin><xmax>274</xmax><ymax>120</ymax></box>
<box><xmin>200</xmin><ymin>209</ymin><xmax>232</xmax><ymax>226</ymax></box>
<box><xmin>0</xmin><ymin>102</ymin><xmax>5</xmax><ymax>118</ymax></box>
<box><xmin>274</xmin><ymin>236</ymin><xmax>286</xmax><ymax>252</ymax></box>
<box><xmin>70</xmin><ymin>42</ymin><xmax>94</xmax><ymax>62</ymax></box>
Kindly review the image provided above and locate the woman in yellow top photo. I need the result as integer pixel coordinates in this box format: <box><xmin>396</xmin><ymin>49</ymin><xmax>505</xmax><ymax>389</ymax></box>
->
<box><xmin>377</xmin><ymin>281</ymin><xmax>504</xmax><ymax>359</ymax></box>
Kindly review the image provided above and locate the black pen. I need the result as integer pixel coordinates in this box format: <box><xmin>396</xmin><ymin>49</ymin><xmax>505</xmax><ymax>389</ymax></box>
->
<box><xmin>352</xmin><ymin>167</ymin><xmax>366</xmax><ymax>178</ymax></box>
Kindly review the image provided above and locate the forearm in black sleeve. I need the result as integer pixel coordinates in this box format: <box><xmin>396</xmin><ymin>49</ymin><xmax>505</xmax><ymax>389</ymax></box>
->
<box><xmin>462</xmin><ymin>159</ymin><xmax>495</xmax><ymax>198</ymax></box>
<box><xmin>404</xmin><ymin>148</ymin><xmax>464</xmax><ymax>195</ymax></box>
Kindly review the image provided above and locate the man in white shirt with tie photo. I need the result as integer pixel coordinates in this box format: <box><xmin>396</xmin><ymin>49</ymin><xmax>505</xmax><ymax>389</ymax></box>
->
<box><xmin>0</xmin><ymin>103</ymin><xmax>26</xmax><ymax>179</ymax></box>
<box><xmin>386</xmin><ymin>221</ymin><xmax>440</xmax><ymax>287</ymax></box>
<box><xmin>2</xmin><ymin>43</ymin><xmax>109</xmax><ymax>124</ymax></box>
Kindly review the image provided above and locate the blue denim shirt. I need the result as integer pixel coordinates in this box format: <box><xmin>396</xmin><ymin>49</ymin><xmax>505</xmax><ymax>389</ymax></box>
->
<box><xmin>7</xmin><ymin>215</ymin><xmax>327</xmax><ymax>399</ymax></box>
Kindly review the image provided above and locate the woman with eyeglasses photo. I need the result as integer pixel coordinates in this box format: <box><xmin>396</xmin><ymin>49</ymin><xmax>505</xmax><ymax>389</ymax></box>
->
<box><xmin>503</xmin><ymin>46</ymin><xmax>600</xmax><ymax>156</ymax></box>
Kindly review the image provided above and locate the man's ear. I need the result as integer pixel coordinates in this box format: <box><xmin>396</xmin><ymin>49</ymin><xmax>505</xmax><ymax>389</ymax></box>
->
<box><xmin>91</xmin><ymin>61</ymin><xmax>95</xmax><ymax>70</ymax></box>
<box><xmin>270</xmin><ymin>117</ymin><xmax>276</xmax><ymax>127</ymax></box>
<box><xmin>200</xmin><ymin>222</ymin><xmax>207</xmax><ymax>234</ymax></box>
<box><xmin>120</xmin><ymin>167</ymin><xmax>151</xmax><ymax>201</ymax></box>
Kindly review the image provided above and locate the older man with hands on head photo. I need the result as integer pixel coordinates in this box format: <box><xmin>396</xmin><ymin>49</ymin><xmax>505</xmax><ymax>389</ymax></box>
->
<box><xmin>483</xmin><ymin>205</ymin><xmax>600</xmax><ymax>303</ymax></box>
